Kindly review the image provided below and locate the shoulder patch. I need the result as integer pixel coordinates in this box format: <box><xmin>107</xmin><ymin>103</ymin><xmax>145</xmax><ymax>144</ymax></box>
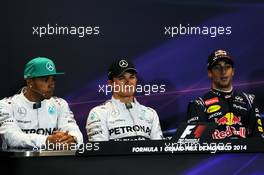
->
<box><xmin>2</xmin><ymin>97</ymin><xmax>13</xmax><ymax>105</ymax></box>
<box><xmin>242</xmin><ymin>92</ymin><xmax>255</xmax><ymax>107</ymax></box>
<box><xmin>52</xmin><ymin>97</ymin><xmax>65</xmax><ymax>106</ymax></box>
<box><xmin>98</xmin><ymin>100</ymin><xmax>112</xmax><ymax>108</ymax></box>
<box><xmin>195</xmin><ymin>97</ymin><xmax>205</xmax><ymax>107</ymax></box>
<box><xmin>147</xmin><ymin>107</ymin><xmax>155</xmax><ymax>112</ymax></box>
<box><xmin>89</xmin><ymin>111</ymin><xmax>99</xmax><ymax>120</ymax></box>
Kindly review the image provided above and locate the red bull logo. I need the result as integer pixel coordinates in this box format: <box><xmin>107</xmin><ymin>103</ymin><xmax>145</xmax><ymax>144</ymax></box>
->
<box><xmin>214</xmin><ymin>112</ymin><xmax>241</xmax><ymax>126</ymax></box>
<box><xmin>212</xmin><ymin>126</ymin><xmax>246</xmax><ymax>139</ymax></box>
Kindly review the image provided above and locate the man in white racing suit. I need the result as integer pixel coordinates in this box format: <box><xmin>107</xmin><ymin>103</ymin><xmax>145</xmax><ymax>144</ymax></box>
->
<box><xmin>0</xmin><ymin>57</ymin><xmax>83</xmax><ymax>149</ymax></box>
<box><xmin>86</xmin><ymin>58</ymin><xmax>163</xmax><ymax>141</ymax></box>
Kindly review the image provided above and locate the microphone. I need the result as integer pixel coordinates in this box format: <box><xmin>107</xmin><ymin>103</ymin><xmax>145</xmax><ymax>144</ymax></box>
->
<box><xmin>125</xmin><ymin>103</ymin><xmax>133</xmax><ymax>110</ymax></box>
<box><xmin>29</xmin><ymin>86</ymin><xmax>46</xmax><ymax>109</ymax></box>
<box><xmin>33</xmin><ymin>102</ymin><xmax>41</xmax><ymax>109</ymax></box>
<box><xmin>125</xmin><ymin>102</ymin><xmax>137</xmax><ymax>137</ymax></box>
<box><xmin>30</xmin><ymin>86</ymin><xmax>47</xmax><ymax>99</ymax></box>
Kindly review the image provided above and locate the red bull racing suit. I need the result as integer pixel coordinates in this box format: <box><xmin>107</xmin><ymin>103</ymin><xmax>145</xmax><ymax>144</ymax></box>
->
<box><xmin>187</xmin><ymin>88</ymin><xmax>264</xmax><ymax>139</ymax></box>
<box><xmin>86</xmin><ymin>97</ymin><xmax>163</xmax><ymax>141</ymax></box>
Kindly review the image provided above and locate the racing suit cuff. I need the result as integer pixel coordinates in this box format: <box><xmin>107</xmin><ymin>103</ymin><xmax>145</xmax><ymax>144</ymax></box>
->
<box><xmin>68</xmin><ymin>131</ymin><xmax>83</xmax><ymax>146</ymax></box>
<box><xmin>35</xmin><ymin>135</ymin><xmax>48</xmax><ymax>149</ymax></box>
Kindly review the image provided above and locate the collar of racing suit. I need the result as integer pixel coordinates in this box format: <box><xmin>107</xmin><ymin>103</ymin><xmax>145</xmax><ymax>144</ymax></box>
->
<box><xmin>111</xmin><ymin>96</ymin><xmax>139</xmax><ymax>111</ymax></box>
<box><xmin>19</xmin><ymin>88</ymin><xmax>46</xmax><ymax>109</ymax></box>
<box><xmin>210</xmin><ymin>88</ymin><xmax>235</xmax><ymax>114</ymax></box>
<box><xmin>210</xmin><ymin>88</ymin><xmax>234</xmax><ymax>99</ymax></box>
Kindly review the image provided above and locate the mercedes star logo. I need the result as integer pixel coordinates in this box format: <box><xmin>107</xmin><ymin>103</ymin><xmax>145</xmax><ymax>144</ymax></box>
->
<box><xmin>18</xmin><ymin>107</ymin><xmax>27</xmax><ymax>117</ymax></box>
<box><xmin>119</xmin><ymin>60</ymin><xmax>128</xmax><ymax>68</ymax></box>
<box><xmin>46</xmin><ymin>62</ymin><xmax>54</xmax><ymax>71</ymax></box>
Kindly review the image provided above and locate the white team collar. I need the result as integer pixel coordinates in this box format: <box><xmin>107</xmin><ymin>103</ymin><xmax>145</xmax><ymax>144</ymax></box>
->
<box><xmin>111</xmin><ymin>96</ymin><xmax>139</xmax><ymax>110</ymax></box>
<box><xmin>19</xmin><ymin>87</ymin><xmax>46</xmax><ymax>108</ymax></box>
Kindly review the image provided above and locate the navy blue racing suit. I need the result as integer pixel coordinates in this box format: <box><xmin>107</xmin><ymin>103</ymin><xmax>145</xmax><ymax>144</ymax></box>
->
<box><xmin>187</xmin><ymin>88</ymin><xmax>264</xmax><ymax>139</ymax></box>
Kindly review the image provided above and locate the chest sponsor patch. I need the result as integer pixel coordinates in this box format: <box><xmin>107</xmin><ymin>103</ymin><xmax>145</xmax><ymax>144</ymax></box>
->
<box><xmin>48</xmin><ymin>106</ymin><xmax>56</xmax><ymax>115</ymax></box>
<box><xmin>109</xmin><ymin>119</ymin><xmax>126</xmax><ymax>124</ymax></box>
<box><xmin>17</xmin><ymin>107</ymin><xmax>27</xmax><ymax>117</ymax></box>
<box><xmin>214</xmin><ymin>112</ymin><xmax>242</xmax><ymax>126</ymax></box>
<box><xmin>205</xmin><ymin>97</ymin><xmax>219</xmax><ymax>106</ymax></box>
<box><xmin>22</xmin><ymin>128</ymin><xmax>56</xmax><ymax>135</ymax></box>
<box><xmin>109</xmin><ymin>125</ymin><xmax>151</xmax><ymax>136</ymax></box>
<box><xmin>16</xmin><ymin>119</ymin><xmax>31</xmax><ymax>124</ymax></box>
<box><xmin>212</xmin><ymin>126</ymin><xmax>246</xmax><ymax>139</ymax></box>
<box><xmin>207</xmin><ymin>105</ymin><xmax>221</xmax><ymax>113</ymax></box>
<box><xmin>234</xmin><ymin>96</ymin><xmax>246</xmax><ymax>104</ymax></box>
<box><xmin>208</xmin><ymin>112</ymin><xmax>223</xmax><ymax>119</ymax></box>
<box><xmin>233</xmin><ymin>104</ymin><xmax>247</xmax><ymax>111</ymax></box>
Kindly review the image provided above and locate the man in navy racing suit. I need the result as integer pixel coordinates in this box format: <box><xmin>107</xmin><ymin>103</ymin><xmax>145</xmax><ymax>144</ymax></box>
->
<box><xmin>187</xmin><ymin>49</ymin><xmax>264</xmax><ymax>139</ymax></box>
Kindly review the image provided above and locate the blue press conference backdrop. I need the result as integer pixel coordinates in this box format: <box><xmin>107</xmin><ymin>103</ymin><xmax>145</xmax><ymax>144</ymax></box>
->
<box><xmin>3</xmin><ymin>0</ymin><xmax>264</xmax><ymax>138</ymax></box>
<box><xmin>3</xmin><ymin>0</ymin><xmax>264</xmax><ymax>174</ymax></box>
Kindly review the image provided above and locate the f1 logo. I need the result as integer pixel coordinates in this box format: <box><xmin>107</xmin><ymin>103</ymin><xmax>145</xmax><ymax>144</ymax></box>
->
<box><xmin>180</xmin><ymin>125</ymin><xmax>207</xmax><ymax>139</ymax></box>
<box><xmin>180</xmin><ymin>125</ymin><xmax>196</xmax><ymax>138</ymax></box>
